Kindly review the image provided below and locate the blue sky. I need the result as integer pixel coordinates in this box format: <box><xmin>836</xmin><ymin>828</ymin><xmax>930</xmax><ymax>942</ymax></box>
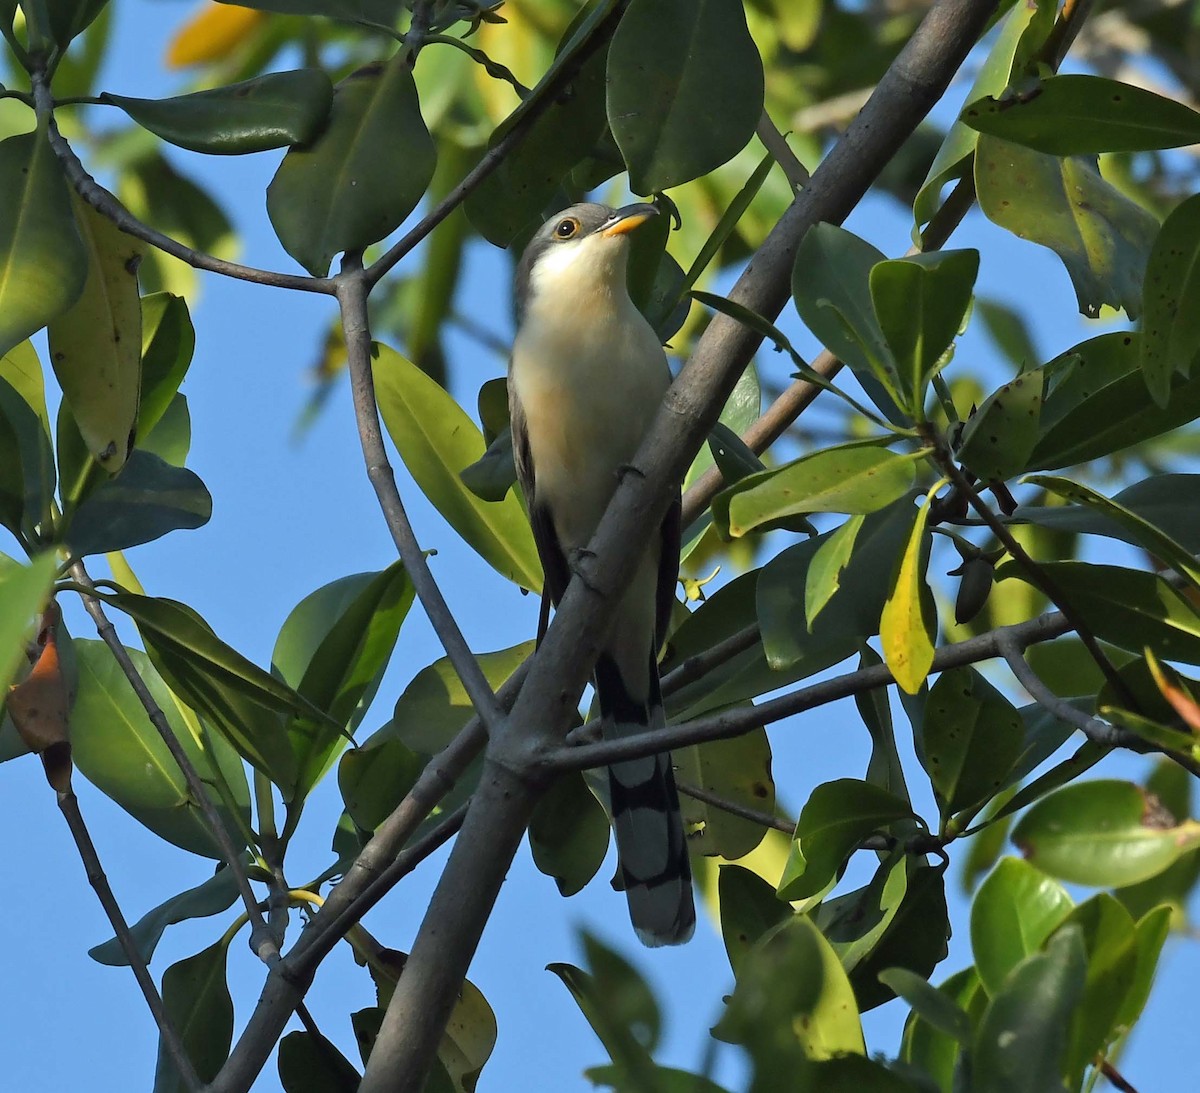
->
<box><xmin>1</xmin><ymin>2</ymin><xmax>1197</xmax><ymax>1091</ymax></box>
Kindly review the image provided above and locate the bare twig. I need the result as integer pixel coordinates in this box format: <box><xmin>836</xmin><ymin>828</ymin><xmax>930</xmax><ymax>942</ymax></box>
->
<box><xmin>335</xmin><ymin>259</ymin><xmax>505</xmax><ymax>728</ymax></box>
<box><xmin>1100</xmin><ymin>1058</ymin><xmax>1141</xmax><ymax>1093</ymax></box>
<box><xmin>755</xmin><ymin>112</ymin><xmax>810</xmax><ymax>190</ymax></box>
<box><xmin>676</xmin><ymin>781</ymin><xmax>793</xmax><ymax>835</ymax></box>
<box><xmin>69</xmin><ymin>562</ymin><xmax>279</xmax><ymax>966</ymax></box>
<box><xmin>58</xmin><ymin>787</ymin><xmax>200</xmax><ymax>1091</ymax></box>
<box><xmin>358</xmin><ymin>6</ymin><xmax>1008</xmax><ymax>1089</ymax></box>
<box><xmin>30</xmin><ymin>76</ymin><xmax>330</xmax><ymax>295</ymax></box>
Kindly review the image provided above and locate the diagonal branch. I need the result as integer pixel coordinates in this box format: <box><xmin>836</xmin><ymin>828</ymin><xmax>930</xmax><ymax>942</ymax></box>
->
<box><xmin>70</xmin><ymin>562</ymin><xmax>279</xmax><ymax>966</ymax></box>
<box><xmin>30</xmin><ymin>76</ymin><xmax>331</xmax><ymax>295</ymax></box>
<box><xmin>58</xmin><ymin>785</ymin><xmax>200</xmax><ymax>1091</ymax></box>
<box><xmin>335</xmin><ymin>259</ymin><xmax>505</xmax><ymax>727</ymax></box>
<box><xmin>358</xmin><ymin>4</ymin><xmax>1003</xmax><ymax>1091</ymax></box>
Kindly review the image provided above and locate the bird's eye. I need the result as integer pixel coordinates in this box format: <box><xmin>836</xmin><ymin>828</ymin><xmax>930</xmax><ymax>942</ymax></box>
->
<box><xmin>554</xmin><ymin>217</ymin><xmax>580</xmax><ymax>239</ymax></box>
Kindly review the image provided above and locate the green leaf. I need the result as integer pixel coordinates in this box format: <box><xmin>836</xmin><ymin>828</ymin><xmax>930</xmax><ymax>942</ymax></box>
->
<box><xmin>138</xmin><ymin>293</ymin><xmax>195</xmax><ymax>441</ymax></box>
<box><xmin>103</xmin><ymin>70</ymin><xmax>333</xmax><ymax>156</ymax></box>
<box><xmin>856</xmin><ymin>646</ymin><xmax>912</xmax><ymax>805</ymax></box>
<box><xmin>900</xmin><ymin>967</ymin><xmax>984</xmax><ymax>1093</ymax></box>
<box><xmin>529</xmin><ymin>769</ymin><xmax>610</xmax><ymax>897</ymax></box>
<box><xmin>607</xmin><ymin>0</ymin><xmax>763</xmax><ymax>194</ymax></box>
<box><xmin>267</xmin><ymin>56</ymin><xmax>435</xmax><ymax>277</ymax></box>
<box><xmin>1013</xmin><ymin>778</ymin><xmax>1200</xmax><ymax>887</ymax></box>
<box><xmin>972</xmin><ymin>926</ymin><xmax>1086</xmax><ymax>1093</ymax></box>
<box><xmin>44</xmin><ymin>0</ymin><xmax>107</xmax><ymax>48</ymax></box>
<box><xmin>0</xmin><ymin>554</ymin><xmax>57</xmax><ymax>694</ymax></box>
<box><xmin>879</xmin><ymin>493</ymin><xmax>934</xmax><ymax>695</ymax></box>
<box><xmin>273</xmin><ymin>563</ymin><xmax>413</xmax><ymax>796</ymax></box>
<box><xmin>921</xmin><ymin>667</ymin><xmax>1024</xmax><ymax>816</ymax></box>
<box><xmin>805</xmin><ymin>515</ymin><xmax>864</xmax><ymax>630</ymax></box>
<box><xmin>48</xmin><ymin>196</ymin><xmax>143</xmax><ymax>473</ymax></box>
<box><xmin>879</xmin><ymin>967</ymin><xmax>970</xmax><ymax>1045</ymax></box>
<box><xmin>96</xmin><ymin>591</ymin><xmax>306</xmax><ymax>790</ymax></box>
<box><xmin>214</xmin><ymin>0</ymin><xmax>401</xmax><ymax>18</ymax></box>
<box><xmin>88</xmin><ymin>867</ymin><xmax>240</xmax><ymax>967</ymax></box>
<box><xmin>1116</xmin><ymin>905</ymin><xmax>1171</xmax><ymax>1032</ymax></box>
<box><xmin>1031</xmin><ymin>331</ymin><xmax>1200</xmax><ymax>467</ymax></box>
<box><xmin>277</xmin><ymin>1031</ymin><xmax>361</xmax><ymax>1092</ymax></box>
<box><xmin>717</xmin><ymin>864</ymin><xmax>790</xmax><ymax>977</ymax></box>
<box><xmin>777</xmin><ymin>779</ymin><xmax>915</xmax><ymax>902</ymax></box>
<box><xmin>153</xmin><ymin>938</ymin><xmax>234</xmax><ymax>1093</ymax></box>
<box><xmin>0</xmin><ymin>126</ymin><xmax>87</xmax><ymax>360</ymax></box>
<box><xmin>758</xmin><ymin>494</ymin><xmax>917</xmax><ymax>671</ymax></box>
<box><xmin>995</xmin><ymin>560</ymin><xmax>1200</xmax><ymax>664</ymax></box>
<box><xmin>1053</xmin><ymin>895</ymin><xmax>1138</xmax><ymax>1083</ymax></box>
<box><xmin>956</xmin><ymin>368</ymin><xmax>1044</xmax><ymax>482</ymax></box>
<box><xmin>970</xmin><ymin>857</ymin><xmax>1073</xmax><ymax>996</ymax></box>
<box><xmin>1026</xmin><ymin>474</ymin><xmax>1200</xmax><ymax>591</ymax></box>
<box><xmin>372</xmin><ymin>342</ymin><xmax>541</xmax><ymax>590</ymax></box>
<box><xmin>683</xmin><ymin>363</ymin><xmax>760</xmax><ymax>494</ymax></box>
<box><xmin>1139</xmin><ymin>192</ymin><xmax>1200</xmax><ymax>405</ymax></box>
<box><xmin>71</xmin><ymin>640</ymin><xmax>250</xmax><ymax>858</ymax></box>
<box><xmin>962</xmin><ymin>74</ymin><xmax>1200</xmax><ymax>155</ymax></box>
<box><xmin>0</xmin><ymin>341</ymin><xmax>55</xmax><ymax>539</ymax></box>
<box><xmin>869</xmin><ymin>250</ymin><xmax>980</xmax><ymax>414</ymax></box>
<box><xmin>819</xmin><ymin>851</ymin><xmax>908</xmax><ymax>976</ymax></box>
<box><xmin>974</xmin><ymin>134</ymin><xmax>1159</xmax><ymax>320</ymax></box>
<box><xmin>586</xmin><ymin>1065</ymin><xmax>731</xmax><ymax>1093</ymax></box>
<box><xmin>791</xmin><ymin>223</ymin><xmax>901</xmax><ymax>414</ymax></box>
<box><xmin>714</xmin><ymin>914</ymin><xmax>865</xmax><ymax>1062</ymax></box>
<box><xmin>714</xmin><ymin>444</ymin><xmax>918</xmax><ymax>537</ymax></box>
<box><xmin>64</xmin><ymin>450</ymin><xmax>211</xmax><ymax>556</ymax></box>
<box><xmin>677</xmin><ymin>727</ymin><xmax>775</xmax><ymax>860</ymax></box>
<box><xmin>912</xmin><ymin>0</ymin><xmax>1053</xmax><ymax>229</ymax></box>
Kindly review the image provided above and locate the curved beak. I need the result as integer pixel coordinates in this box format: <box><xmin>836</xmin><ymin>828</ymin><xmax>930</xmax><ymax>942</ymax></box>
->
<box><xmin>599</xmin><ymin>202</ymin><xmax>659</xmax><ymax>238</ymax></box>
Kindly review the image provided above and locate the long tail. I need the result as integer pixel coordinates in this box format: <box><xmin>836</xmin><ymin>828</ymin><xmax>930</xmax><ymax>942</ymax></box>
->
<box><xmin>594</xmin><ymin>652</ymin><xmax>695</xmax><ymax>947</ymax></box>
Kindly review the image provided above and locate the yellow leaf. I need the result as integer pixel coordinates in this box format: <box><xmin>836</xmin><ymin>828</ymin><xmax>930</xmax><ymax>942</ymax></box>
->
<box><xmin>166</xmin><ymin>3</ymin><xmax>266</xmax><ymax>69</ymax></box>
<box><xmin>880</xmin><ymin>490</ymin><xmax>937</xmax><ymax>695</ymax></box>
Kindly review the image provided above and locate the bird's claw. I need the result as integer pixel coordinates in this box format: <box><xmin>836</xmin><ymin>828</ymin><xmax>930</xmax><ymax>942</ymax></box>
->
<box><xmin>568</xmin><ymin>547</ymin><xmax>600</xmax><ymax>592</ymax></box>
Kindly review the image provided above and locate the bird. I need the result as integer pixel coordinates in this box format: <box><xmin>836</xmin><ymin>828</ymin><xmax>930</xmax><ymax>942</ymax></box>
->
<box><xmin>508</xmin><ymin>201</ymin><xmax>695</xmax><ymax>946</ymax></box>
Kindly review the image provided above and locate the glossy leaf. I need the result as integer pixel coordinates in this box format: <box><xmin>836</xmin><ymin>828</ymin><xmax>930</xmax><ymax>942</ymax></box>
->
<box><xmin>970</xmin><ymin>858</ymin><xmax>1073</xmax><ymax>995</ymax></box>
<box><xmin>956</xmin><ymin>368</ymin><xmax>1043</xmax><ymax>481</ymax></box>
<box><xmin>996</xmin><ymin>560</ymin><xmax>1200</xmax><ymax>664</ymax></box>
<box><xmin>900</xmin><ymin>967</ymin><xmax>983</xmax><ymax>1093</ymax></box>
<box><xmin>607</xmin><ymin>0</ymin><xmax>763</xmax><ymax>194</ymax></box>
<box><xmin>44</xmin><ymin>0</ymin><xmax>108</xmax><ymax>48</ymax></box>
<box><xmin>962</xmin><ymin>75</ymin><xmax>1200</xmax><ymax>155</ymax></box>
<box><xmin>0</xmin><ymin>127</ymin><xmax>87</xmax><ymax>360</ymax></box>
<box><xmin>71</xmin><ymin>640</ymin><xmax>250</xmax><ymax>858</ymax></box>
<box><xmin>267</xmin><ymin>56</ymin><xmax>435</xmax><ymax>276</ymax></box>
<box><xmin>792</xmin><ymin>223</ymin><xmax>902</xmax><ymax>413</ymax></box>
<box><xmin>103</xmin><ymin>70</ymin><xmax>333</xmax><ymax>155</ymax></box>
<box><xmin>48</xmin><ymin>196</ymin><xmax>143</xmax><ymax>473</ymax></box>
<box><xmin>677</xmin><ymin>727</ymin><xmax>774</xmax><ymax>861</ymax></box>
<box><xmin>1116</xmin><ymin>905</ymin><xmax>1172</xmax><ymax>1032</ymax></box>
<box><xmin>975</xmin><ymin>134</ymin><xmax>1158</xmax><ymax>320</ymax></box>
<box><xmin>879</xmin><ymin>492</ymin><xmax>934</xmax><ymax>695</ymax></box>
<box><xmin>373</xmin><ymin>342</ymin><xmax>541</xmax><ymax>590</ymax></box>
<box><xmin>273</xmin><ymin>563</ymin><xmax>413</xmax><ymax>796</ymax></box>
<box><xmin>717</xmin><ymin>864</ymin><xmax>790</xmax><ymax>977</ymax></box>
<box><xmin>878</xmin><ymin>966</ymin><xmax>969</xmax><ymax>1045</ymax></box>
<box><xmin>777</xmin><ymin>779</ymin><xmax>915</xmax><ymax>902</ymax></box>
<box><xmin>1013</xmin><ymin>778</ymin><xmax>1200</xmax><ymax>887</ymax></box>
<box><xmin>153</xmin><ymin>938</ymin><xmax>234</xmax><ymax>1093</ymax></box>
<box><xmin>277</xmin><ymin>1031</ymin><xmax>361</xmax><ymax>1092</ymax></box>
<box><xmin>869</xmin><ymin>249</ymin><xmax>979</xmax><ymax>412</ymax></box>
<box><xmin>0</xmin><ymin>554</ymin><xmax>57</xmax><ymax>694</ymax></box>
<box><xmin>64</xmin><ymin>450</ymin><xmax>211</xmax><ymax>556</ymax></box>
<box><xmin>529</xmin><ymin>769</ymin><xmax>609</xmax><ymax>897</ymax></box>
<box><xmin>89</xmin><ymin>867</ymin><xmax>240</xmax><ymax>967</ymax></box>
<box><xmin>819</xmin><ymin>851</ymin><xmax>908</xmax><ymax>976</ymax></box>
<box><xmin>971</xmin><ymin>926</ymin><xmax>1086</xmax><ymax>1093</ymax></box>
<box><xmin>803</xmin><ymin>515</ymin><xmax>864</xmax><ymax>630</ymax></box>
<box><xmin>1139</xmin><ymin>192</ymin><xmax>1200</xmax><ymax>405</ymax></box>
<box><xmin>714</xmin><ymin>444</ymin><xmax>917</xmax><ymax>537</ymax></box>
<box><xmin>921</xmin><ymin>666</ymin><xmax>1024</xmax><ymax>816</ymax></box>
<box><xmin>0</xmin><ymin>342</ymin><xmax>55</xmax><ymax>539</ymax></box>
<box><xmin>683</xmin><ymin>363</ymin><xmax>760</xmax><ymax>494</ymax></box>
<box><xmin>856</xmin><ymin>646</ymin><xmax>912</xmax><ymax>805</ymax></box>
<box><xmin>758</xmin><ymin>494</ymin><xmax>916</xmax><ymax>671</ymax></box>
<box><xmin>138</xmin><ymin>293</ymin><xmax>195</xmax><ymax>448</ymax></box>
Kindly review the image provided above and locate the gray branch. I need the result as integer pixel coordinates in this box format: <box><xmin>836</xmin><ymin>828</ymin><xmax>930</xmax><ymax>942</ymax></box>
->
<box><xmin>358</xmin><ymin>3</ymin><xmax>1002</xmax><ymax>1090</ymax></box>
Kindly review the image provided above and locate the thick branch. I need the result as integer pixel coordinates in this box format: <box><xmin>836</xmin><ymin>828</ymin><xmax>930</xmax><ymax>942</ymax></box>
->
<box><xmin>336</xmin><ymin>261</ymin><xmax>504</xmax><ymax>727</ymax></box>
<box><xmin>359</xmin><ymin>4</ymin><xmax>1001</xmax><ymax>1090</ymax></box>
<box><xmin>58</xmin><ymin>787</ymin><xmax>200</xmax><ymax>1091</ymax></box>
<box><xmin>30</xmin><ymin>77</ymin><xmax>330</xmax><ymax>295</ymax></box>
<box><xmin>70</xmin><ymin>563</ymin><xmax>278</xmax><ymax>965</ymax></box>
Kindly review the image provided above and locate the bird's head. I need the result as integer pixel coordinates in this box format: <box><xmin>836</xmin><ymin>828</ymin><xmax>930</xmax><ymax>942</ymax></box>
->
<box><xmin>515</xmin><ymin>202</ymin><xmax>658</xmax><ymax>321</ymax></box>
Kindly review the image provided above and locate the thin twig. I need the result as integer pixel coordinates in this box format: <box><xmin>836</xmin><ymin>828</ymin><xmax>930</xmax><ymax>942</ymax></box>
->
<box><xmin>58</xmin><ymin>787</ymin><xmax>201</xmax><ymax>1091</ymax></box>
<box><xmin>676</xmin><ymin>781</ymin><xmax>793</xmax><ymax>834</ymax></box>
<box><xmin>1100</xmin><ymin>1058</ymin><xmax>1141</xmax><ymax>1093</ymax></box>
<box><xmin>755</xmin><ymin>111</ymin><xmax>810</xmax><ymax>190</ymax></box>
<box><xmin>69</xmin><ymin>562</ymin><xmax>279</xmax><ymax>966</ymax></box>
<box><xmin>335</xmin><ymin>259</ymin><xmax>504</xmax><ymax>728</ymax></box>
<box><xmin>30</xmin><ymin>76</ymin><xmax>330</xmax><ymax>295</ymax></box>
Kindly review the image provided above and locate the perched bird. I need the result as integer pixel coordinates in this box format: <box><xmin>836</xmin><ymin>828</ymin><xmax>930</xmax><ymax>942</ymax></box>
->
<box><xmin>509</xmin><ymin>202</ymin><xmax>695</xmax><ymax>946</ymax></box>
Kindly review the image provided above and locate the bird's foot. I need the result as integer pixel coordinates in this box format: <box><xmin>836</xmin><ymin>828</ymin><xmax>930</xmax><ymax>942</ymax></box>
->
<box><xmin>568</xmin><ymin>547</ymin><xmax>600</xmax><ymax>592</ymax></box>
